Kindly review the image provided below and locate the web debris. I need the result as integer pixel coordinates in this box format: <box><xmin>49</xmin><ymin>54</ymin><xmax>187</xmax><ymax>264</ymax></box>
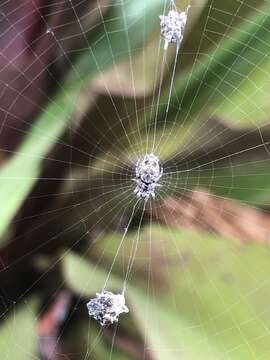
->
<box><xmin>160</xmin><ymin>6</ymin><xmax>190</xmax><ymax>50</ymax></box>
<box><xmin>134</xmin><ymin>154</ymin><xmax>163</xmax><ymax>200</ymax></box>
<box><xmin>87</xmin><ymin>291</ymin><xmax>129</xmax><ymax>326</ymax></box>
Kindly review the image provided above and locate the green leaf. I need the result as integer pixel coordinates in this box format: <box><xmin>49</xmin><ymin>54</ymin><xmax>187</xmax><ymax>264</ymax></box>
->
<box><xmin>164</xmin><ymin>118</ymin><xmax>270</xmax><ymax>204</ymax></box>
<box><xmin>129</xmin><ymin>289</ymin><xmax>222</xmax><ymax>360</ymax></box>
<box><xmin>185</xmin><ymin>159</ymin><xmax>270</xmax><ymax>205</ymax></box>
<box><xmin>214</xmin><ymin>57</ymin><xmax>270</xmax><ymax>127</ymax></box>
<box><xmin>68</xmin><ymin>0</ymin><xmax>165</xmax><ymax>85</ymax></box>
<box><xmin>64</xmin><ymin>226</ymin><xmax>270</xmax><ymax>359</ymax></box>
<box><xmin>0</xmin><ymin>299</ymin><xmax>38</xmax><ymax>359</ymax></box>
<box><xmin>64</xmin><ymin>250</ymin><xmax>123</xmax><ymax>295</ymax></box>
<box><xmin>165</xmin><ymin>1</ymin><xmax>270</xmax><ymax>128</ymax></box>
<box><xmin>0</xmin><ymin>90</ymin><xmax>78</xmax><ymax>242</ymax></box>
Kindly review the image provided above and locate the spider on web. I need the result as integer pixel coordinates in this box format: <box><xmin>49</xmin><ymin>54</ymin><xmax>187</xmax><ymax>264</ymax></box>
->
<box><xmin>133</xmin><ymin>154</ymin><xmax>163</xmax><ymax>200</ymax></box>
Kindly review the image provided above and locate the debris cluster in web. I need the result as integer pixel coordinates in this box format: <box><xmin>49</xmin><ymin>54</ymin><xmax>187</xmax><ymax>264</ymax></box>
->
<box><xmin>160</xmin><ymin>7</ymin><xmax>189</xmax><ymax>49</ymax></box>
<box><xmin>87</xmin><ymin>291</ymin><xmax>129</xmax><ymax>326</ymax></box>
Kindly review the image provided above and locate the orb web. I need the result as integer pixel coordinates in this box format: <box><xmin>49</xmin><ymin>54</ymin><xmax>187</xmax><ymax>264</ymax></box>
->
<box><xmin>2</xmin><ymin>0</ymin><xmax>270</xmax><ymax>359</ymax></box>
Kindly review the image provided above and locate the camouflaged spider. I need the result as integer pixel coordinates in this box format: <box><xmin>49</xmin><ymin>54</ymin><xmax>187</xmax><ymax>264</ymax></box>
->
<box><xmin>133</xmin><ymin>154</ymin><xmax>163</xmax><ymax>200</ymax></box>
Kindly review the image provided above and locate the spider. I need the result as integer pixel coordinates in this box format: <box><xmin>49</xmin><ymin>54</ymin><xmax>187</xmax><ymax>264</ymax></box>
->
<box><xmin>134</xmin><ymin>154</ymin><xmax>163</xmax><ymax>200</ymax></box>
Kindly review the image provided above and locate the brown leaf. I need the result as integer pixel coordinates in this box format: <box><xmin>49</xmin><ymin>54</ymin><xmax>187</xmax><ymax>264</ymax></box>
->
<box><xmin>152</xmin><ymin>189</ymin><xmax>270</xmax><ymax>243</ymax></box>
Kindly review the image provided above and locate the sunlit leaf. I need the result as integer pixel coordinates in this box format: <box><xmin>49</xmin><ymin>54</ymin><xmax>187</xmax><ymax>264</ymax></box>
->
<box><xmin>164</xmin><ymin>1</ymin><xmax>270</xmax><ymax>128</ymax></box>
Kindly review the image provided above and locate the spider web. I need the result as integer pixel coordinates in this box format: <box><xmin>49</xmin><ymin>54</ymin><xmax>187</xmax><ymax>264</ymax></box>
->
<box><xmin>1</xmin><ymin>0</ymin><xmax>270</xmax><ymax>359</ymax></box>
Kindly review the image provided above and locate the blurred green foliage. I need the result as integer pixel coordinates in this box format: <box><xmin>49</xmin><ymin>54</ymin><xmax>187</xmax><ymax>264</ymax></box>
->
<box><xmin>1</xmin><ymin>0</ymin><xmax>270</xmax><ymax>358</ymax></box>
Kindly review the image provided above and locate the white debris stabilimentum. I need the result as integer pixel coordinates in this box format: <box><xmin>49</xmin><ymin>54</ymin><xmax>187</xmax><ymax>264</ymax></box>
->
<box><xmin>86</xmin><ymin>291</ymin><xmax>129</xmax><ymax>326</ymax></box>
<box><xmin>159</xmin><ymin>9</ymin><xmax>188</xmax><ymax>49</ymax></box>
<box><xmin>134</xmin><ymin>154</ymin><xmax>163</xmax><ymax>200</ymax></box>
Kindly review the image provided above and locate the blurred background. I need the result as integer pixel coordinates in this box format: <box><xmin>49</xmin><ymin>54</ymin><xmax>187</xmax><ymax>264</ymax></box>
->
<box><xmin>1</xmin><ymin>0</ymin><xmax>270</xmax><ymax>359</ymax></box>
